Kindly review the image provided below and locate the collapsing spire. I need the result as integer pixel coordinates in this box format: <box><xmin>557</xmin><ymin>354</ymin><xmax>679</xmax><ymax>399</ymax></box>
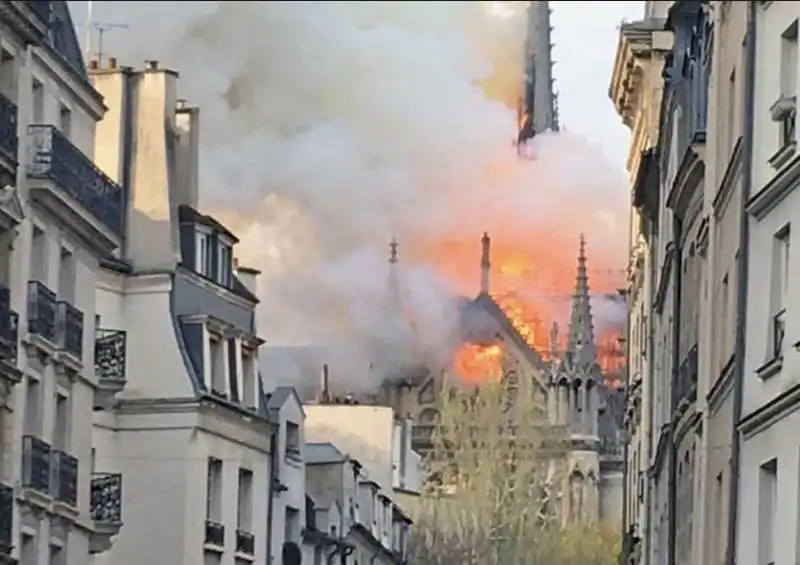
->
<box><xmin>480</xmin><ymin>232</ymin><xmax>491</xmax><ymax>295</ymax></box>
<box><xmin>566</xmin><ymin>234</ymin><xmax>597</xmax><ymax>371</ymax></box>
<box><xmin>388</xmin><ymin>237</ymin><xmax>400</xmax><ymax>303</ymax></box>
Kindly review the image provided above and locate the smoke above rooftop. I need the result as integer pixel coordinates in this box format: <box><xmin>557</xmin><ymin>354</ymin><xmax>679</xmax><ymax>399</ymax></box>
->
<box><xmin>75</xmin><ymin>1</ymin><xmax>628</xmax><ymax>394</ymax></box>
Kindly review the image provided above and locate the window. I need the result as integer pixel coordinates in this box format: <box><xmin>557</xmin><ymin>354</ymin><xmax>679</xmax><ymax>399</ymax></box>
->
<box><xmin>24</xmin><ymin>377</ymin><xmax>40</xmax><ymax>436</ymax></box>
<box><xmin>770</xmin><ymin>225</ymin><xmax>790</xmax><ymax>358</ymax></box>
<box><xmin>758</xmin><ymin>458</ymin><xmax>777</xmax><ymax>565</ymax></box>
<box><xmin>227</xmin><ymin>338</ymin><xmax>239</xmax><ymax>403</ymax></box>
<box><xmin>49</xmin><ymin>544</ymin><xmax>64</xmax><ymax>565</ymax></box>
<box><xmin>242</xmin><ymin>349</ymin><xmax>256</xmax><ymax>409</ymax></box>
<box><xmin>0</xmin><ymin>50</ymin><xmax>15</xmax><ymax>101</ymax></box>
<box><xmin>58</xmin><ymin>104</ymin><xmax>71</xmax><ymax>138</ymax></box>
<box><xmin>53</xmin><ymin>393</ymin><xmax>70</xmax><ymax>451</ymax></box>
<box><xmin>31</xmin><ymin>227</ymin><xmax>47</xmax><ymax>282</ymax></box>
<box><xmin>59</xmin><ymin>247</ymin><xmax>75</xmax><ymax>304</ymax></box>
<box><xmin>32</xmin><ymin>79</ymin><xmax>43</xmax><ymax>124</ymax></box>
<box><xmin>218</xmin><ymin>244</ymin><xmax>232</xmax><ymax>286</ymax></box>
<box><xmin>196</xmin><ymin>230</ymin><xmax>212</xmax><ymax>277</ymax></box>
<box><xmin>285</xmin><ymin>422</ymin><xmax>301</xmax><ymax>461</ymax></box>
<box><xmin>780</xmin><ymin>21</ymin><xmax>799</xmax><ymax>148</ymax></box>
<box><xmin>206</xmin><ymin>458</ymin><xmax>223</xmax><ymax>523</ymax></box>
<box><xmin>209</xmin><ymin>336</ymin><xmax>226</xmax><ymax>397</ymax></box>
<box><xmin>285</xmin><ymin>507</ymin><xmax>300</xmax><ymax>542</ymax></box>
<box><xmin>237</xmin><ymin>468</ymin><xmax>253</xmax><ymax>534</ymax></box>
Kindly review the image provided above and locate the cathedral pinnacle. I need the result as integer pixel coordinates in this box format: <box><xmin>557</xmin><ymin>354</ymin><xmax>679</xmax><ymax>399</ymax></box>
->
<box><xmin>566</xmin><ymin>233</ymin><xmax>597</xmax><ymax>372</ymax></box>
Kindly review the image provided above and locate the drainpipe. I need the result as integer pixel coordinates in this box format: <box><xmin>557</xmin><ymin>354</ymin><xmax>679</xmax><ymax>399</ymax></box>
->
<box><xmin>267</xmin><ymin>432</ymin><xmax>278</xmax><ymax>565</ymax></box>
<box><xmin>667</xmin><ymin>217</ymin><xmax>683</xmax><ymax>565</ymax></box>
<box><xmin>726</xmin><ymin>4</ymin><xmax>756</xmax><ymax>565</ymax></box>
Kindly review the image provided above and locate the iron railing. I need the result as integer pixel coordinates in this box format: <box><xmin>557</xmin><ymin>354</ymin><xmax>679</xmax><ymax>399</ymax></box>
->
<box><xmin>205</xmin><ymin>520</ymin><xmax>225</xmax><ymax>547</ymax></box>
<box><xmin>95</xmin><ymin>329</ymin><xmax>126</xmax><ymax>382</ymax></box>
<box><xmin>27</xmin><ymin>280</ymin><xmax>56</xmax><ymax>342</ymax></box>
<box><xmin>236</xmin><ymin>530</ymin><xmax>255</xmax><ymax>555</ymax></box>
<box><xmin>0</xmin><ymin>298</ymin><xmax>18</xmax><ymax>364</ymax></box>
<box><xmin>90</xmin><ymin>472</ymin><xmax>122</xmax><ymax>524</ymax></box>
<box><xmin>51</xmin><ymin>449</ymin><xmax>78</xmax><ymax>506</ymax></box>
<box><xmin>27</xmin><ymin>125</ymin><xmax>124</xmax><ymax>235</ymax></box>
<box><xmin>21</xmin><ymin>435</ymin><xmax>51</xmax><ymax>494</ymax></box>
<box><xmin>773</xmin><ymin>308</ymin><xmax>787</xmax><ymax>359</ymax></box>
<box><xmin>0</xmin><ymin>92</ymin><xmax>17</xmax><ymax>164</ymax></box>
<box><xmin>56</xmin><ymin>301</ymin><xmax>83</xmax><ymax>358</ymax></box>
<box><xmin>0</xmin><ymin>484</ymin><xmax>11</xmax><ymax>553</ymax></box>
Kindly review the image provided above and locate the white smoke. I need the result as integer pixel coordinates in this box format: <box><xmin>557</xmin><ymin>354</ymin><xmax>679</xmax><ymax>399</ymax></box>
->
<box><xmin>75</xmin><ymin>1</ymin><xmax>628</xmax><ymax>393</ymax></box>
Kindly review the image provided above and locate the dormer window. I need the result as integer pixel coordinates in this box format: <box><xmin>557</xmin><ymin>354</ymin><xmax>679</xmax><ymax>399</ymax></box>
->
<box><xmin>218</xmin><ymin>243</ymin><xmax>232</xmax><ymax>286</ymax></box>
<box><xmin>196</xmin><ymin>229</ymin><xmax>212</xmax><ymax>278</ymax></box>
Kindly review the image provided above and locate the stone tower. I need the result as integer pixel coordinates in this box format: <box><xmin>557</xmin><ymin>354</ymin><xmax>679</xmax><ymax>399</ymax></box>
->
<box><xmin>518</xmin><ymin>0</ymin><xmax>559</xmax><ymax>145</ymax></box>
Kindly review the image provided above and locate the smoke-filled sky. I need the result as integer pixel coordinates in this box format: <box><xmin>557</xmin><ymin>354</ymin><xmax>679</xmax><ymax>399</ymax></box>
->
<box><xmin>69</xmin><ymin>1</ymin><xmax>645</xmax><ymax>391</ymax></box>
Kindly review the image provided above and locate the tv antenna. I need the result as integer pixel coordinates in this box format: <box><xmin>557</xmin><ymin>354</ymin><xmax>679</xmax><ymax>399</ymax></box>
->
<box><xmin>83</xmin><ymin>2</ymin><xmax>129</xmax><ymax>67</ymax></box>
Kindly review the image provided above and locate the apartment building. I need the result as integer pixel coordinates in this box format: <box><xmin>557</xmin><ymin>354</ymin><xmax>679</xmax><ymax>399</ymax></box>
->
<box><xmin>88</xmin><ymin>59</ymin><xmax>279</xmax><ymax>565</ymax></box>
<box><xmin>0</xmin><ymin>1</ymin><xmax>127</xmax><ymax>562</ymax></box>
<box><xmin>608</xmin><ymin>4</ymin><xmax>672</xmax><ymax>563</ymax></box>
<box><xmin>701</xmin><ymin>4</ymin><xmax>748</xmax><ymax>565</ymax></box>
<box><xmin>304</xmin><ymin>402</ymin><xmax>422</xmax><ymax>505</ymax></box>
<box><xmin>305</xmin><ymin>442</ymin><xmax>412</xmax><ymax>565</ymax></box>
<box><xmin>738</xmin><ymin>3</ymin><xmax>800</xmax><ymax>565</ymax></box>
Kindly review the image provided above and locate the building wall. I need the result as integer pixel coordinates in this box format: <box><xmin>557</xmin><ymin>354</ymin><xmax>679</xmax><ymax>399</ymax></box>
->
<box><xmin>271</xmin><ymin>396</ymin><xmax>306</xmax><ymax>559</ymax></box>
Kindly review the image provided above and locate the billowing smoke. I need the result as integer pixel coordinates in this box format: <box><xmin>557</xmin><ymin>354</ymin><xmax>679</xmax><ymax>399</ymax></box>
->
<box><xmin>78</xmin><ymin>1</ymin><xmax>628</xmax><ymax>394</ymax></box>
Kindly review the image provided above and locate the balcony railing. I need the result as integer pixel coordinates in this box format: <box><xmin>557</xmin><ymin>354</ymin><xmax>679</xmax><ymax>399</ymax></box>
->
<box><xmin>0</xmin><ymin>484</ymin><xmax>11</xmax><ymax>553</ymax></box>
<box><xmin>204</xmin><ymin>520</ymin><xmax>225</xmax><ymax>547</ymax></box>
<box><xmin>90</xmin><ymin>473</ymin><xmax>122</xmax><ymax>524</ymax></box>
<box><xmin>95</xmin><ymin>329</ymin><xmax>126</xmax><ymax>382</ymax></box>
<box><xmin>51</xmin><ymin>450</ymin><xmax>78</xmax><ymax>507</ymax></box>
<box><xmin>27</xmin><ymin>281</ymin><xmax>56</xmax><ymax>342</ymax></box>
<box><xmin>0</xmin><ymin>92</ymin><xmax>17</xmax><ymax>164</ymax></box>
<box><xmin>21</xmin><ymin>435</ymin><xmax>51</xmax><ymax>495</ymax></box>
<box><xmin>236</xmin><ymin>530</ymin><xmax>255</xmax><ymax>555</ymax></box>
<box><xmin>0</xmin><ymin>297</ymin><xmax>18</xmax><ymax>364</ymax></box>
<box><xmin>27</xmin><ymin>125</ymin><xmax>124</xmax><ymax>235</ymax></box>
<box><xmin>773</xmin><ymin>308</ymin><xmax>787</xmax><ymax>359</ymax></box>
<box><xmin>56</xmin><ymin>301</ymin><xmax>83</xmax><ymax>358</ymax></box>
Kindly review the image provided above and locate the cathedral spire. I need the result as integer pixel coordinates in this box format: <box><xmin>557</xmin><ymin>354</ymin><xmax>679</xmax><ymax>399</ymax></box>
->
<box><xmin>480</xmin><ymin>232</ymin><xmax>491</xmax><ymax>296</ymax></box>
<box><xmin>566</xmin><ymin>234</ymin><xmax>597</xmax><ymax>370</ymax></box>
<box><xmin>388</xmin><ymin>237</ymin><xmax>400</xmax><ymax>303</ymax></box>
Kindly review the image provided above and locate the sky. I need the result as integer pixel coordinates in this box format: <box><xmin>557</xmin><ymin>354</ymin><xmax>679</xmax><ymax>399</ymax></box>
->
<box><xmin>67</xmin><ymin>0</ymin><xmax>645</xmax><ymax>171</ymax></box>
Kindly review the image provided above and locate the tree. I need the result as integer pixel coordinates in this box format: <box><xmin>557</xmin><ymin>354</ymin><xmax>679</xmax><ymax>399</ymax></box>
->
<box><xmin>408</xmin><ymin>356</ymin><xmax>620</xmax><ymax>565</ymax></box>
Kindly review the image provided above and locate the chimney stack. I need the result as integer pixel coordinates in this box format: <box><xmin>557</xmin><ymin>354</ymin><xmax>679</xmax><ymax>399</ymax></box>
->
<box><xmin>234</xmin><ymin>262</ymin><xmax>261</xmax><ymax>296</ymax></box>
<box><xmin>480</xmin><ymin>232</ymin><xmax>491</xmax><ymax>295</ymax></box>
<box><xmin>88</xmin><ymin>59</ymin><xmax>99</xmax><ymax>71</ymax></box>
<box><xmin>319</xmin><ymin>364</ymin><xmax>331</xmax><ymax>403</ymax></box>
<box><xmin>108</xmin><ymin>56</ymin><xmax>117</xmax><ymax>70</ymax></box>
<box><xmin>145</xmin><ymin>60</ymin><xmax>159</xmax><ymax>70</ymax></box>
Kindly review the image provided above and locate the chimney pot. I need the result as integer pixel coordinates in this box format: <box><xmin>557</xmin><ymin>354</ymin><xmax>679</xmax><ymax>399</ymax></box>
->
<box><xmin>88</xmin><ymin>59</ymin><xmax>99</xmax><ymax>70</ymax></box>
<box><xmin>176</xmin><ymin>98</ymin><xmax>187</xmax><ymax>109</ymax></box>
<box><xmin>108</xmin><ymin>56</ymin><xmax>117</xmax><ymax>70</ymax></box>
<box><xmin>145</xmin><ymin>60</ymin><xmax>159</xmax><ymax>70</ymax></box>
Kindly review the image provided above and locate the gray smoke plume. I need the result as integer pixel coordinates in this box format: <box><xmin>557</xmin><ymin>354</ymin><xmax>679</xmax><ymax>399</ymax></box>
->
<box><xmin>71</xmin><ymin>1</ymin><xmax>628</xmax><ymax>394</ymax></box>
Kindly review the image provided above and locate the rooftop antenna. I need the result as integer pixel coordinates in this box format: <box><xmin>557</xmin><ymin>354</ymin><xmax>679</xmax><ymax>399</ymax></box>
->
<box><xmin>91</xmin><ymin>22</ymin><xmax>130</xmax><ymax>67</ymax></box>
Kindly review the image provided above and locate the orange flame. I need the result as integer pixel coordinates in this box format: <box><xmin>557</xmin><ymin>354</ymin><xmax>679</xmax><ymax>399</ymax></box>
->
<box><xmin>454</xmin><ymin>342</ymin><xmax>505</xmax><ymax>384</ymax></box>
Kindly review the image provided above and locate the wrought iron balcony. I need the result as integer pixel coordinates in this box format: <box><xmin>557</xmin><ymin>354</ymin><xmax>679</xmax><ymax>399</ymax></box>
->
<box><xmin>0</xmin><ymin>484</ymin><xmax>11</xmax><ymax>554</ymax></box>
<box><xmin>204</xmin><ymin>520</ymin><xmax>225</xmax><ymax>547</ymax></box>
<box><xmin>21</xmin><ymin>435</ymin><xmax>51</xmax><ymax>495</ymax></box>
<box><xmin>236</xmin><ymin>530</ymin><xmax>255</xmax><ymax>555</ymax></box>
<box><xmin>56</xmin><ymin>301</ymin><xmax>83</xmax><ymax>358</ymax></box>
<box><xmin>27</xmin><ymin>281</ymin><xmax>56</xmax><ymax>342</ymax></box>
<box><xmin>90</xmin><ymin>473</ymin><xmax>122</xmax><ymax>524</ymax></box>
<box><xmin>95</xmin><ymin>329</ymin><xmax>126</xmax><ymax>383</ymax></box>
<box><xmin>773</xmin><ymin>308</ymin><xmax>786</xmax><ymax>359</ymax></box>
<box><xmin>0</xmin><ymin>92</ymin><xmax>17</xmax><ymax>167</ymax></box>
<box><xmin>0</xmin><ymin>296</ymin><xmax>18</xmax><ymax>364</ymax></box>
<box><xmin>51</xmin><ymin>450</ymin><xmax>78</xmax><ymax>507</ymax></box>
<box><xmin>27</xmin><ymin>125</ymin><xmax>124</xmax><ymax>236</ymax></box>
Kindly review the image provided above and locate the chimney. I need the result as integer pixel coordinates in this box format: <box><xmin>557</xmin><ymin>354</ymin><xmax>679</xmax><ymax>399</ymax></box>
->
<box><xmin>145</xmin><ymin>60</ymin><xmax>159</xmax><ymax>70</ymax></box>
<box><xmin>480</xmin><ymin>232</ymin><xmax>491</xmax><ymax>295</ymax></box>
<box><xmin>88</xmin><ymin>59</ymin><xmax>99</xmax><ymax>71</ymax></box>
<box><xmin>319</xmin><ymin>364</ymin><xmax>331</xmax><ymax>403</ymax></box>
<box><xmin>108</xmin><ymin>56</ymin><xmax>117</xmax><ymax>70</ymax></box>
<box><xmin>174</xmin><ymin>99</ymin><xmax>200</xmax><ymax>208</ymax></box>
<box><xmin>234</xmin><ymin>261</ymin><xmax>261</xmax><ymax>296</ymax></box>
